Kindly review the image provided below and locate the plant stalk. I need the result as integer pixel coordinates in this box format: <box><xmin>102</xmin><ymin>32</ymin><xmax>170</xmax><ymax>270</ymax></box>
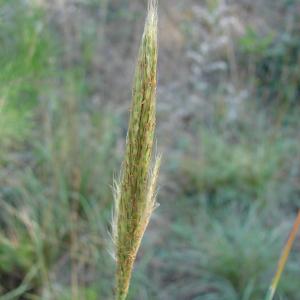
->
<box><xmin>266</xmin><ymin>211</ymin><xmax>300</xmax><ymax>300</ymax></box>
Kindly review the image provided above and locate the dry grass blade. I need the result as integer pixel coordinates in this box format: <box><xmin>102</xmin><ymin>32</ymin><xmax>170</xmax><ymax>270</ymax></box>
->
<box><xmin>112</xmin><ymin>1</ymin><xmax>160</xmax><ymax>300</ymax></box>
<box><xmin>266</xmin><ymin>211</ymin><xmax>300</xmax><ymax>300</ymax></box>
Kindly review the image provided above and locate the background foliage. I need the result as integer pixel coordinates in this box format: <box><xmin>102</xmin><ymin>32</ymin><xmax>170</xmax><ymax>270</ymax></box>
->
<box><xmin>0</xmin><ymin>0</ymin><xmax>299</xmax><ymax>299</ymax></box>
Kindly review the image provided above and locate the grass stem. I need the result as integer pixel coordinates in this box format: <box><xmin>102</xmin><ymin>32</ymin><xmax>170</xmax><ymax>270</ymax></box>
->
<box><xmin>266</xmin><ymin>211</ymin><xmax>300</xmax><ymax>300</ymax></box>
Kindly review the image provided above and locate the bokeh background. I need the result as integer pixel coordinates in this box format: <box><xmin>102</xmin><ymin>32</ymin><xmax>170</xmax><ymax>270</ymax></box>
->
<box><xmin>0</xmin><ymin>0</ymin><xmax>300</xmax><ymax>299</ymax></box>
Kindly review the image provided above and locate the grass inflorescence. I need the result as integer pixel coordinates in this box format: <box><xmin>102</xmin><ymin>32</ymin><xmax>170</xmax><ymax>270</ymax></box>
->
<box><xmin>112</xmin><ymin>1</ymin><xmax>160</xmax><ymax>299</ymax></box>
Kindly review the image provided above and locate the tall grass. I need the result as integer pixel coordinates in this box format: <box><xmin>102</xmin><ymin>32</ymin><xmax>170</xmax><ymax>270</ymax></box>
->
<box><xmin>112</xmin><ymin>1</ymin><xmax>160</xmax><ymax>299</ymax></box>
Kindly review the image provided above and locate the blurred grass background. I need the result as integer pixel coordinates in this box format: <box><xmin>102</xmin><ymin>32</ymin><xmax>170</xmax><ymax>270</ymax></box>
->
<box><xmin>0</xmin><ymin>0</ymin><xmax>300</xmax><ymax>299</ymax></box>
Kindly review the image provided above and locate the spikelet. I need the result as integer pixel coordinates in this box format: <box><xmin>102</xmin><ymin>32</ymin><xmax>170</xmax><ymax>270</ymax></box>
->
<box><xmin>113</xmin><ymin>1</ymin><xmax>160</xmax><ymax>299</ymax></box>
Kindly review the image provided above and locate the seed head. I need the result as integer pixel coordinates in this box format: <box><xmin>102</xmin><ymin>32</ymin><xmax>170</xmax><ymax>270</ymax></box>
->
<box><xmin>113</xmin><ymin>1</ymin><xmax>160</xmax><ymax>299</ymax></box>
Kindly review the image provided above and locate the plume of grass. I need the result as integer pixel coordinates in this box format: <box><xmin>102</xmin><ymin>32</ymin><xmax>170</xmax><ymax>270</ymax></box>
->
<box><xmin>265</xmin><ymin>211</ymin><xmax>300</xmax><ymax>300</ymax></box>
<box><xmin>112</xmin><ymin>1</ymin><xmax>160</xmax><ymax>299</ymax></box>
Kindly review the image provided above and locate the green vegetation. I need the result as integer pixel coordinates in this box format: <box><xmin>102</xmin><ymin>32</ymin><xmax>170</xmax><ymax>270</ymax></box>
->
<box><xmin>0</xmin><ymin>1</ymin><xmax>49</xmax><ymax>149</ymax></box>
<box><xmin>239</xmin><ymin>0</ymin><xmax>300</xmax><ymax>107</ymax></box>
<box><xmin>177</xmin><ymin>127</ymin><xmax>287</xmax><ymax>206</ymax></box>
<box><xmin>0</xmin><ymin>0</ymin><xmax>299</xmax><ymax>299</ymax></box>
